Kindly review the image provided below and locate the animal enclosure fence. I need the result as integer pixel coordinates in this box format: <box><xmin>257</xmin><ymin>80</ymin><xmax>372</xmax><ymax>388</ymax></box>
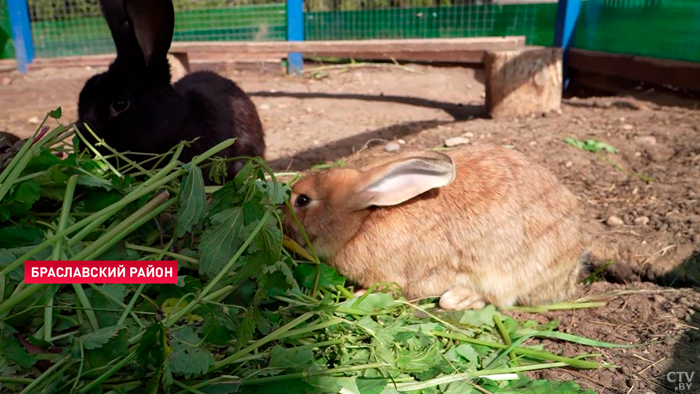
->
<box><xmin>1</xmin><ymin>1</ymin><xmax>700</xmax><ymax>66</ymax></box>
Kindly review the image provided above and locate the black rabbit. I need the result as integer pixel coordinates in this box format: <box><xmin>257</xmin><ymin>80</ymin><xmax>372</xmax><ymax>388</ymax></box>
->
<box><xmin>76</xmin><ymin>0</ymin><xmax>265</xmax><ymax>185</ymax></box>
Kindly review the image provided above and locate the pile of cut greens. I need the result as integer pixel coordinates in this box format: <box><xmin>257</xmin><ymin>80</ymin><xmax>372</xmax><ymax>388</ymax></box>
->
<box><xmin>0</xmin><ymin>109</ymin><xmax>630</xmax><ymax>394</ymax></box>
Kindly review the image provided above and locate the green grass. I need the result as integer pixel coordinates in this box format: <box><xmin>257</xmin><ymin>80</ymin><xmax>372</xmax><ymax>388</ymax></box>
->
<box><xmin>0</xmin><ymin>108</ymin><xmax>644</xmax><ymax>394</ymax></box>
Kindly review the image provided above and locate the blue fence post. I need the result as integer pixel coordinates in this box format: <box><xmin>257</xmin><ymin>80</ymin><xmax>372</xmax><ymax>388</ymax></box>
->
<box><xmin>286</xmin><ymin>0</ymin><xmax>304</xmax><ymax>75</ymax></box>
<box><xmin>7</xmin><ymin>0</ymin><xmax>34</xmax><ymax>74</ymax></box>
<box><xmin>553</xmin><ymin>0</ymin><xmax>582</xmax><ymax>89</ymax></box>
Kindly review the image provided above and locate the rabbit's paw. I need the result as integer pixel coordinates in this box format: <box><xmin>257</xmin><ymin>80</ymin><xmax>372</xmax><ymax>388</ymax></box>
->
<box><xmin>439</xmin><ymin>287</ymin><xmax>486</xmax><ymax>311</ymax></box>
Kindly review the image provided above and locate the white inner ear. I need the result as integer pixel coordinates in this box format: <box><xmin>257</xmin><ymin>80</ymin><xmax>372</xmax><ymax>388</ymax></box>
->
<box><xmin>361</xmin><ymin>160</ymin><xmax>456</xmax><ymax>207</ymax></box>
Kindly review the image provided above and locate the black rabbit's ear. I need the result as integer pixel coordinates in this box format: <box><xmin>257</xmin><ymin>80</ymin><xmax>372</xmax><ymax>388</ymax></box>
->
<box><xmin>98</xmin><ymin>0</ymin><xmax>135</xmax><ymax>57</ymax></box>
<box><xmin>124</xmin><ymin>0</ymin><xmax>175</xmax><ymax>66</ymax></box>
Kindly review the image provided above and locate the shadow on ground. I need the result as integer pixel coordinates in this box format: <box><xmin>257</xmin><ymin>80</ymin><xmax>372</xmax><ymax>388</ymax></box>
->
<box><xmin>657</xmin><ymin>249</ymin><xmax>700</xmax><ymax>393</ymax></box>
<box><xmin>267</xmin><ymin>118</ymin><xmax>459</xmax><ymax>171</ymax></box>
<box><xmin>249</xmin><ymin>91</ymin><xmax>484</xmax><ymax>121</ymax></box>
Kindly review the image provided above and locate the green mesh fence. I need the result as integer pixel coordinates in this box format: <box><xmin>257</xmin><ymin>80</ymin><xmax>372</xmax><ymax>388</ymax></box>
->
<box><xmin>573</xmin><ymin>0</ymin><xmax>700</xmax><ymax>63</ymax></box>
<box><xmin>304</xmin><ymin>3</ymin><xmax>558</xmax><ymax>46</ymax></box>
<box><xmin>19</xmin><ymin>0</ymin><xmax>556</xmax><ymax>59</ymax></box>
<box><xmin>0</xmin><ymin>0</ymin><xmax>14</xmax><ymax>59</ymax></box>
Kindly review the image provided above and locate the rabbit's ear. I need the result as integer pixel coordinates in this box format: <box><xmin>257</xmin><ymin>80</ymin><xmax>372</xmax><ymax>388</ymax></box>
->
<box><xmin>124</xmin><ymin>0</ymin><xmax>175</xmax><ymax>66</ymax></box>
<box><xmin>351</xmin><ymin>151</ymin><xmax>457</xmax><ymax>208</ymax></box>
<box><xmin>98</xmin><ymin>0</ymin><xmax>135</xmax><ymax>57</ymax></box>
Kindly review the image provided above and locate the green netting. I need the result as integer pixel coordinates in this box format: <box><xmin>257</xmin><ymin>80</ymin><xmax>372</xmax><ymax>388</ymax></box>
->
<box><xmin>0</xmin><ymin>0</ymin><xmax>14</xmax><ymax>59</ymax></box>
<box><xmin>304</xmin><ymin>3</ymin><xmax>557</xmax><ymax>46</ymax></box>
<box><xmin>29</xmin><ymin>2</ymin><xmax>287</xmax><ymax>58</ymax></box>
<box><xmin>573</xmin><ymin>0</ymin><xmax>700</xmax><ymax>63</ymax></box>
<box><xmin>20</xmin><ymin>0</ymin><xmax>555</xmax><ymax>59</ymax></box>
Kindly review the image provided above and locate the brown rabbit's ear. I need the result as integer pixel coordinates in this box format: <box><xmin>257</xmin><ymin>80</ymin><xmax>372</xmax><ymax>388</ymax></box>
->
<box><xmin>350</xmin><ymin>151</ymin><xmax>456</xmax><ymax>208</ymax></box>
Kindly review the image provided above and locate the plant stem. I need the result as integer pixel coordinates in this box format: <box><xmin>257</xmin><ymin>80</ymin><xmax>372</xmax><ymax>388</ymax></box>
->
<box><xmin>17</xmin><ymin>355</ymin><xmax>72</xmax><ymax>394</ymax></box>
<box><xmin>240</xmin><ymin>363</ymin><xmax>388</xmax><ymax>386</ymax></box>
<box><xmin>78</xmin><ymin>350</ymin><xmax>138</xmax><ymax>394</ymax></box>
<box><xmin>432</xmin><ymin>331</ymin><xmax>600</xmax><ymax>369</ymax></box>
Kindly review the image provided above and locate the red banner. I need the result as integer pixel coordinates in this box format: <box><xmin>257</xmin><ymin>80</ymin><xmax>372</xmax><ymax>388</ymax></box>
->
<box><xmin>24</xmin><ymin>261</ymin><xmax>178</xmax><ymax>284</ymax></box>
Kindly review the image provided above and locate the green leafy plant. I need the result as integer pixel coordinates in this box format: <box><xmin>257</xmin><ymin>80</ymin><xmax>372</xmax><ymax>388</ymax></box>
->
<box><xmin>0</xmin><ymin>109</ymin><xmax>640</xmax><ymax>394</ymax></box>
<box><xmin>563</xmin><ymin>138</ymin><xmax>618</xmax><ymax>154</ymax></box>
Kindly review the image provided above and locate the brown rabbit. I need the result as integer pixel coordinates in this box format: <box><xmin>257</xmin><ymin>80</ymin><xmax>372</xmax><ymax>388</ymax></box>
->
<box><xmin>283</xmin><ymin>143</ymin><xmax>583</xmax><ymax>310</ymax></box>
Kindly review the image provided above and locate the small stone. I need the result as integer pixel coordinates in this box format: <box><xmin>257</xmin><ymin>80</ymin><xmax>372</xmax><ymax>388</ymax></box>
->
<box><xmin>397</xmin><ymin>139</ymin><xmax>406</xmax><ymax>144</ymax></box>
<box><xmin>653</xmin><ymin>294</ymin><xmax>666</xmax><ymax>303</ymax></box>
<box><xmin>645</xmin><ymin>144</ymin><xmax>674</xmax><ymax>163</ymax></box>
<box><xmin>637</xmin><ymin>136</ymin><xmax>657</xmax><ymax>145</ymax></box>
<box><xmin>269</xmin><ymin>89</ymin><xmax>278</xmax><ymax>93</ymax></box>
<box><xmin>528</xmin><ymin>141</ymin><xmax>537</xmax><ymax>146</ymax></box>
<box><xmin>259</xmin><ymin>103</ymin><xmax>271</xmax><ymax>111</ymax></box>
<box><xmin>28</xmin><ymin>117</ymin><xmax>40</xmax><ymax>124</ymax></box>
<box><xmin>634</xmin><ymin>216</ymin><xmax>650</xmax><ymax>226</ymax></box>
<box><xmin>85</xmin><ymin>66</ymin><xmax>92</xmax><ymax>70</ymax></box>
<box><xmin>565</xmin><ymin>161</ymin><xmax>573</xmax><ymax>168</ymax></box>
<box><xmin>463</xmin><ymin>132</ymin><xmax>474</xmax><ymax>138</ymax></box>
<box><xmin>692</xmin><ymin>234</ymin><xmax>700</xmax><ymax>244</ymax></box>
<box><xmin>605</xmin><ymin>215</ymin><xmax>624</xmax><ymax>227</ymax></box>
<box><xmin>1</xmin><ymin>77</ymin><xmax>10</xmax><ymax>86</ymax></box>
<box><xmin>384</xmin><ymin>142</ymin><xmax>401</xmax><ymax>152</ymax></box>
<box><xmin>444</xmin><ymin>137</ymin><xmax>470</xmax><ymax>147</ymax></box>
<box><xmin>306</xmin><ymin>107</ymin><xmax>312</xmax><ymax>113</ymax></box>
<box><xmin>621</xmin><ymin>124</ymin><xmax>634</xmax><ymax>130</ymax></box>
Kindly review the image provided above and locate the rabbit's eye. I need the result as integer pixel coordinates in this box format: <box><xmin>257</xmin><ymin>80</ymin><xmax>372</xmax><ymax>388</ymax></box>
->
<box><xmin>294</xmin><ymin>194</ymin><xmax>311</xmax><ymax>208</ymax></box>
<box><xmin>110</xmin><ymin>100</ymin><xmax>130</xmax><ymax>117</ymax></box>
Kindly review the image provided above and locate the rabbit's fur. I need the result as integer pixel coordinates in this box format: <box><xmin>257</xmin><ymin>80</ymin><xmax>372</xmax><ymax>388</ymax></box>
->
<box><xmin>283</xmin><ymin>143</ymin><xmax>583</xmax><ymax>310</ymax></box>
<box><xmin>76</xmin><ymin>0</ymin><xmax>265</xmax><ymax>185</ymax></box>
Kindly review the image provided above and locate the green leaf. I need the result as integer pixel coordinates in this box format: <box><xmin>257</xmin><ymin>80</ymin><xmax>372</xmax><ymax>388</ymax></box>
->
<box><xmin>0</xmin><ymin>225</ymin><xmax>45</xmax><ymax>249</ymax></box>
<box><xmin>459</xmin><ymin>304</ymin><xmax>498</xmax><ymax>327</ymax></box>
<box><xmin>494</xmin><ymin>378</ymin><xmax>597</xmax><ymax>394</ymax></box>
<box><xmin>0</xmin><ymin>249</ymin><xmax>25</xmax><ymax>282</ymax></box>
<box><xmin>73</xmin><ymin>189</ymin><xmax>123</xmax><ymax>213</ymax></box>
<box><xmin>198</xmin><ymin>207</ymin><xmax>246</xmax><ymax>277</ymax></box>
<box><xmin>338</xmin><ymin>292</ymin><xmax>396</xmax><ymax>313</ymax></box>
<box><xmin>12</xmin><ymin>180</ymin><xmax>42</xmax><ymax>209</ymax></box>
<box><xmin>455</xmin><ymin>344</ymin><xmax>479</xmax><ymax>363</ymax></box>
<box><xmin>80</xmin><ymin>325</ymin><xmax>127</xmax><ymax>350</ymax></box>
<box><xmin>176</xmin><ymin>164</ymin><xmax>208</xmax><ymax>237</ymax></box>
<box><xmin>261</xmin><ymin>261</ymin><xmax>299</xmax><ymax>291</ymax></box>
<box><xmin>0</xmin><ymin>335</ymin><xmax>36</xmax><ymax>369</ymax></box>
<box><xmin>168</xmin><ymin>326</ymin><xmax>215</xmax><ymax>379</ymax></box>
<box><xmin>442</xmin><ymin>381</ymin><xmax>474</xmax><ymax>394</ymax></box>
<box><xmin>268</xmin><ymin>346</ymin><xmax>315</xmax><ymax>371</ymax></box>
<box><xmin>24</xmin><ymin>150</ymin><xmax>62</xmax><ymax>174</ymax></box>
<box><xmin>249</xmin><ymin>214</ymin><xmax>282</xmax><ymax>267</ymax></box>
<box><xmin>49</xmin><ymin>107</ymin><xmax>62</xmax><ymax>119</ymax></box>
<box><xmin>234</xmin><ymin>308</ymin><xmax>257</xmax><ymax>353</ymax></box>
<box><xmin>357</xmin><ymin>378</ymin><xmax>387</xmax><ymax>394</ymax></box>
<box><xmin>294</xmin><ymin>263</ymin><xmax>345</xmax><ymax>290</ymax></box>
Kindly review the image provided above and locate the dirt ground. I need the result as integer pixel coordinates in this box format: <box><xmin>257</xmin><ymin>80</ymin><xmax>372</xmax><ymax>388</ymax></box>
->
<box><xmin>1</xmin><ymin>61</ymin><xmax>699</xmax><ymax>394</ymax></box>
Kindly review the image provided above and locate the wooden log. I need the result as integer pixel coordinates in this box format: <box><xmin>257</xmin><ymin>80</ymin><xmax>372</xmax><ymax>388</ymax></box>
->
<box><xmin>567</xmin><ymin>48</ymin><xmax>700</xmax><ymax>93</ymax></box>
<box><xmin>484</xmin><ymin>46</ymin><xmax>563</xmax><ymax>119</ymax></box>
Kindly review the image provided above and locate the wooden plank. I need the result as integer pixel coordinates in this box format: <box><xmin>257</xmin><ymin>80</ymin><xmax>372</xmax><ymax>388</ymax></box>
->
<box><xmin>305</xmin><ymin>50</ymin><xmax>485</xmax><ymax>64</ymax></box>
<box><xmin>568</xmin><ymin>48</ymin><xmax>700</xmax><ymax>93</ymax></box>
<box><xmin>170</xmin><ymin>36</ymin><xmax>526</xmax><ymax>55</ymax></box>
<box><xmin>485</xmin><ymin>46</ymin><xmax>563</xmax><ymax>119</ymax></box>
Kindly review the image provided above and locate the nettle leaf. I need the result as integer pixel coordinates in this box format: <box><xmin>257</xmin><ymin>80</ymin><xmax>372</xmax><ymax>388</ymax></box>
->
<box><xmin>24</xmin><ymin>150</ymin><xmax>62</xmax><ymax>174</ymax></box>
<box><xmin>234</xmin><ymin>308</ymin><xmax>257</xmax><ymax>353</ymax></box>
<box><xmin>268</xmin><ymin>346</ymin><xmax>315</xmax><ymax>371</ymax></box>
<box><xmin>12</xmin><ymin>180</ymin><xmax>41</xmax><ymax>209</ymax></box>
<box><xmin>395</xmin><ymin>342</ymin><xmax>443</xmax><ymax>373</ymax></box>
<box><xmin>338</xmin><ymin>292</ymin><xmax>397</xmax><ymax>313</ymax></box>
<box><xmin>253</xmin><ymin>179</ymin><xmax>291</xmax><ymax>206</ymax></box>
<box><xmin>356</xmin><ymin>378</ymin><xmax>388</xmax><ymax>394</ymax></box>
<box><xmin>0</xmin><ymin>249</ymin><xmax>25</xmax><ymax>283</ymax></box>
<box><xmin>168</xmin><ymin>326</ymin><xmax>215</xmax><ymax>379</ymax></box>
<box><xmin>176</xmin><ymin>164</ymin><xmax>208</xmax><ymax>238</ymax></box>
<box><xmin>0</xmin><ymin>225</ymin><xmax>45</xmax><ymax>249</ymax></box>
<box><xmin>455</xmin><ymin>344</ymin><xmax>479</xmax><ymax>364</ymax></box>
<box><xmin>293</xmin><ymin>263</ymin><xmax>345</xmax><ymax>290</ymax></box>
<box><xmin>459</xmin><ymin>304</ymin><xmax>498</xmax><ymax>328</ymax></box>
<box><xmin>442</xmin><ymin>381</ymin><xmax>474</xmax><ymax>394</ymax></box>
<box><xmin>262</xmin><ymin>261</ymin><xmax>299</xmax><ymax>291</ymax></box>
<box><xmin>80</xmin><ymin>325</ymin><xmax>127</xmax><ymax>350</ymax></box>
<box><xmin>0</xmin><ymin>335</ymin><xmax>36</xmax><ymax>369</ymax></box>
<box><xmin>198</xmin><ymin>207</ymin><xmax>246</xmax><ymax>278</ymax></box>
<box><xmin>248</xmin><ymin>214</ymin><xmax>282</xmax><ymax>267</ymax></box>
